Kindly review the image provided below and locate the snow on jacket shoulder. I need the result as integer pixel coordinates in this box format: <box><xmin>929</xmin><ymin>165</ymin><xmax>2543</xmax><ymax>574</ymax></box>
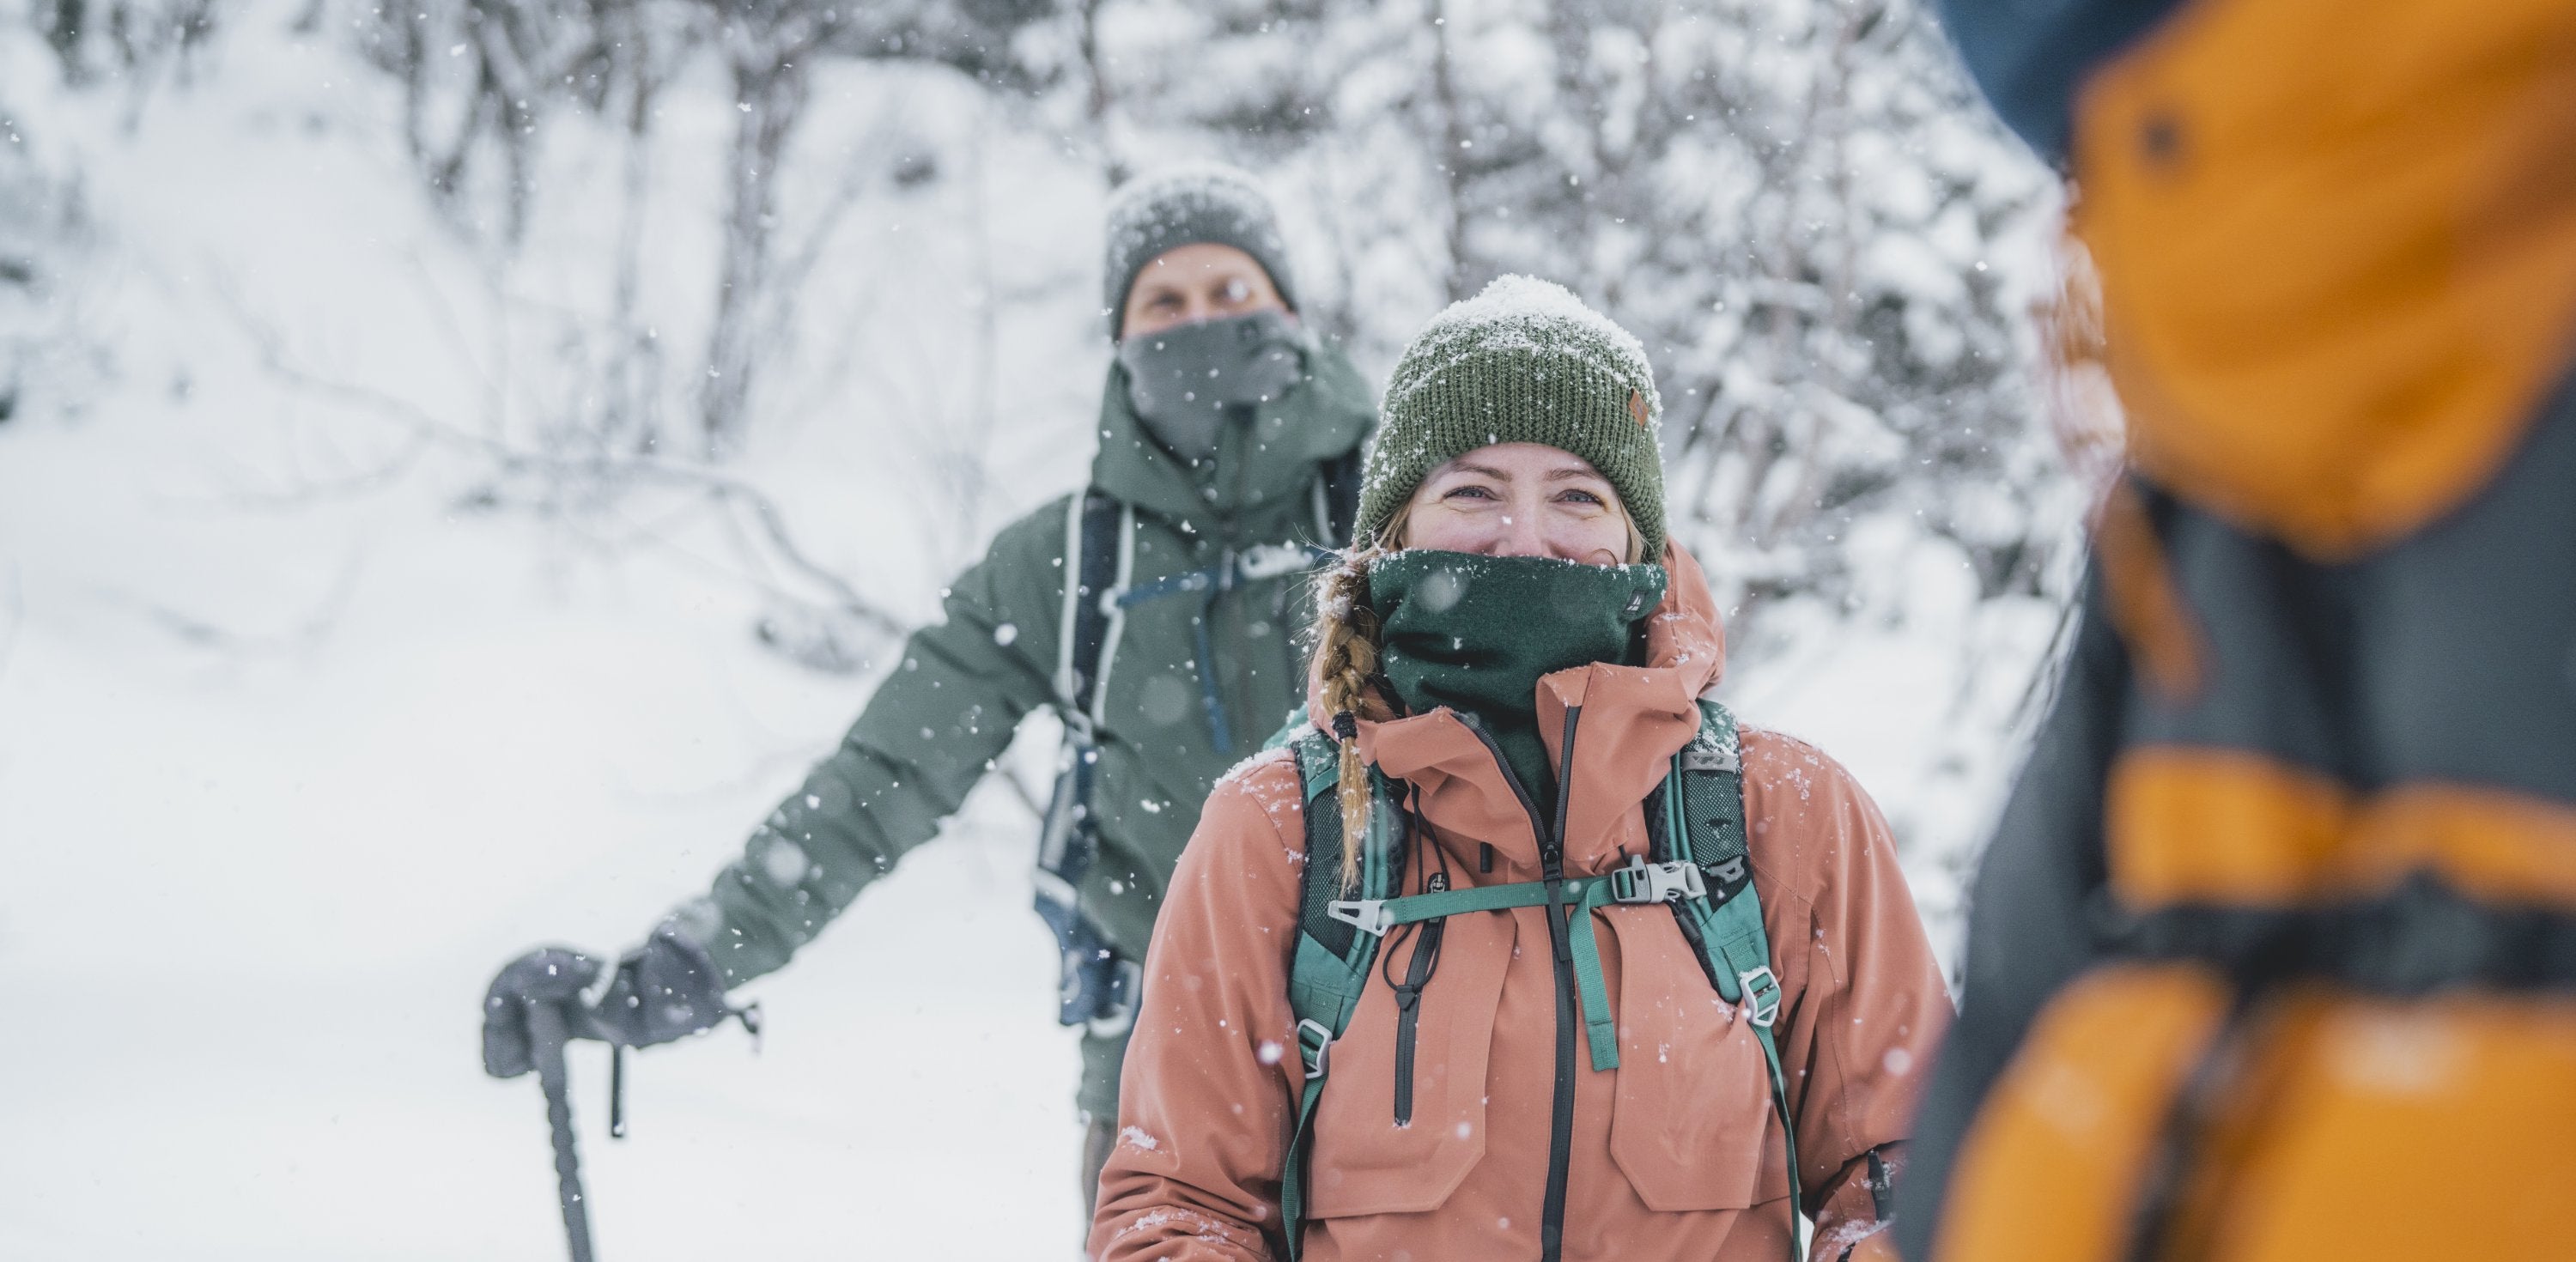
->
<box><xmin>1091</xmin><ymin>544</ymin><xmax>1950</xmax><ymax>1262</ymax></box>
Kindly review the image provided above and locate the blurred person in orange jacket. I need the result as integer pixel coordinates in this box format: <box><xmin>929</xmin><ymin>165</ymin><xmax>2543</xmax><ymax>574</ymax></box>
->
<box><xmin>1899</xmin><ymin>4</ymin><xmax>2576</xmax><ymax>1260</ymax></box>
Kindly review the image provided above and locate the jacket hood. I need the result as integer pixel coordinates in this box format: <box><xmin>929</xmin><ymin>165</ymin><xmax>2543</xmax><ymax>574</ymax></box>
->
<box><xmin>1090</xmin><ymin>331</ymin><xmax>1376</xmax><ymax>525</ymax></box>
<box><xmin>1306</xmin><ymin>542</ymin><xmax>1729</xmax><ymax>878</ymax></box>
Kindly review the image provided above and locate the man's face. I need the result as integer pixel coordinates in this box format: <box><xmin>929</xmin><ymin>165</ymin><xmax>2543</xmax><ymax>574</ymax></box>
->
<box><xmin>1120</xmin><ymin>243</ymin><xmax>1291</xmax><ymax>339</ymax></box>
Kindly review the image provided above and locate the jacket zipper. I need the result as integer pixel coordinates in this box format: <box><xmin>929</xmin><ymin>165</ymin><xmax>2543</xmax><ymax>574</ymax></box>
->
<box><xmin>1461</xmin><ymin>710</ymin><xmax>1583</xmax><ymax>1262</ymax></box>
<box><xmin>1391</xmin><ymin>872</ymin><xmax>1447</xmax><ymax>1128</ymax></box>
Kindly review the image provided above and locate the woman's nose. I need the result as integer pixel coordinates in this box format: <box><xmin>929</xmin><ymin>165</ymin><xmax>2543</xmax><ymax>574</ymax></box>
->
<box><xmin>1490</xmin><ymin>506</ymin><xmax>1550</xmax><ymax>558</ymax></box>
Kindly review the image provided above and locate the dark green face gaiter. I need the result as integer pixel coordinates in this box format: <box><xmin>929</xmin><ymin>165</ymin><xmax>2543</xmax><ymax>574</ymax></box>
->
<box><xmin>1367</xmin><ymin>550</ymin><xmax>1668</xmax><ymax>811</ymax></box>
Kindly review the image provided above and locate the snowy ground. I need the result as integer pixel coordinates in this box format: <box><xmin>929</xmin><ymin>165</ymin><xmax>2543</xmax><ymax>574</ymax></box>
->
<box><xmin>0</xmin><ymin>381</ymin><xmax>1091</xmax><ymax>1259</ymax></box>
<box><xmin>0</xmin><ymin>9</ymin><xmax>2066</xmax><ymax>1258</ymax></box>
<box><xmin>0</xmin><ymin>353</ymin><xmax>1091</xmax><ymax>1259</ymax></box>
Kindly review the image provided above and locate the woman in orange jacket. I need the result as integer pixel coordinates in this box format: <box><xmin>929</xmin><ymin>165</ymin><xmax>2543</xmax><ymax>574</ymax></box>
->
<box><xmin>1091</xmin><ymin>276</ymin><xmax>1951</xmax><ymax>1262</ymax></box>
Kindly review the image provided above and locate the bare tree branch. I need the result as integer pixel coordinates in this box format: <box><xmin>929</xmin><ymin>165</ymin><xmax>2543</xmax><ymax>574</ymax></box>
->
<box><xmin>218</xmin><ymin>278</ymin><xmax>912</xmax><ymax>646</ymax></box>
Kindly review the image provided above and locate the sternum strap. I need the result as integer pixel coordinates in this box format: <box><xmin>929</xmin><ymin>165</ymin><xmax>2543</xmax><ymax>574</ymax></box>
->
<box><xmin>1366</xmin><ymin>877</ymin><xmax>1627</xmax><ymax>1071</ymax></box>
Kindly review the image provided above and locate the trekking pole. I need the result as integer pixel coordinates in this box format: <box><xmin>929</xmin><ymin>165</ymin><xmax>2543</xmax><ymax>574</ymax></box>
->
<box><xmin>523</xmin><ymin>999</ymin><xmax>598</xmax><ymax>1262</ymax></box>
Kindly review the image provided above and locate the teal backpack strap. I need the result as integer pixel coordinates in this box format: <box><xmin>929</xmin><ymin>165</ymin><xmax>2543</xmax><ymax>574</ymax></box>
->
<box><xmin>1260</xmin><ymin>702</ymin><xmax>1312</xmax><ymax>753</ymax></box>
<box><xmin>1662</xmin><ymin>701</ymin><xmax>1804</xmax><ymax>1262</ymax></box>
<box><xmin>1278</xmin><ymin>730</ymin><xmax>1400</xmax><ymax>1260</ymax></box>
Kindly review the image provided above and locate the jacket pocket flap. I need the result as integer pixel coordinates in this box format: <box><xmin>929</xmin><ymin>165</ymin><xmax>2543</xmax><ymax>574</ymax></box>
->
<box><xmin>1608</xmin><ymin>912</ymin><xmax>1791</xmax><ymax>1211</ymax></box>
<box><xmin>1306</xmin><ymin>911</ymin><xmax>1515</xmax><ymax>1218</ymax></box>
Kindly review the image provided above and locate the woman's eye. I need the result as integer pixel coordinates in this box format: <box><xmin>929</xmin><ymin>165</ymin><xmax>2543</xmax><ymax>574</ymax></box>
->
<box><xmin>1221</xmin><ymin>278</ymin><xmax>1249</xmax><ymax>303</ymax></box>
<box><xmin>1443</xmin><ymin>485</ymin><xmax>1497</xmax><ymax>501</ymax></box>
<box><xmin>1558</xmin><ymin>488</ymin><xmax>1605</xmax><ymax>507</ymax></box>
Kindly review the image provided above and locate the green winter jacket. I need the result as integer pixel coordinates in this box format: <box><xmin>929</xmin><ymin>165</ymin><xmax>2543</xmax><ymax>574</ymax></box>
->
<box><xmin>690</xmin><ymin>341</ymin><xmax>1376</xmax><ymax>986</ymax></box>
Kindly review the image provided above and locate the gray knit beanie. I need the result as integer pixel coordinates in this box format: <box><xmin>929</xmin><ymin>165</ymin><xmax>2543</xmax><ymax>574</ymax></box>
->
<box><xmin>1363</xmin><ymin>276</ymin><xmax>1668</xmax><ymax>561</ymax></box>
<box><xmin>1103</xmin><ymin>162</ymin><xmax>1299</xmax><ymax>339</ymax></box>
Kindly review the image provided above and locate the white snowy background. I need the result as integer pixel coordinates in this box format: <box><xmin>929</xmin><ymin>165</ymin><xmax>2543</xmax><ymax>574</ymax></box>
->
<box><xmin>0</xmin><ymin>0</ymin><xmax>2106</xmax><ymax>1255</ymax></box>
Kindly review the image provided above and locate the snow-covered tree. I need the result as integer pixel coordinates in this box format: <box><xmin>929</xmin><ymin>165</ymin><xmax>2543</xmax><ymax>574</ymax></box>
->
<box><xmin>354</xmin><ymin>0</ymin><xmax>1054</xmax><ymax>452</ymax></box>
<box><xmin>1076</xmin><ymin>0</ymin><xmax>2087</xmax><ymax>905</ymax></box>
<box><xmin>1090</xmin><ymin>0</ymin><xmax>2068</xmax><ymax>625</ymax></box>
<box><xmin>0</xmin><ymin>84</ymin><xmax>95</xmax><ymax>427</ymax></box>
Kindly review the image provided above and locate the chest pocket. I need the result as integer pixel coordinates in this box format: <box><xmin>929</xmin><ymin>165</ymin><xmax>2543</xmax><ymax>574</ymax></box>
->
<box><xmin>1607</xmin><ymin>912</ymin><xmax>1792</xmax><ymax>1210</ymax></box>
<box><xmin>1303</xmin><ymin>909</ymin><xmax>1515</xmax><ymax>1218</ymax></box>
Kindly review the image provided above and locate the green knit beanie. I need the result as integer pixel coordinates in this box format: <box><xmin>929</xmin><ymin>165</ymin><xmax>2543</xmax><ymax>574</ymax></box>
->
<box><xmin>1362</xmin><ymin>276</ymin><xmax>1668</xmax><ymax>561</ymax></box>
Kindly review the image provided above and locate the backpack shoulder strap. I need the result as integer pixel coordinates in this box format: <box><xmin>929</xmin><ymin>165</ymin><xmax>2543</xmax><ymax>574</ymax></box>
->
<box><xmin>1034</xmin><ymin>492</ymin><xmax>1141</xmax><ymax>1034</ymax></box>
<box><xmin>1053</xmin><ymin>491</ymin><xmax>1130</xmax><ymax>725</ymax></box>
<box><xmin>1279</xmin><ymin>729</ymin><xmax>1400</xmax><ymax>1260</ymax></box>
<box><xmin>1285</xmin><ymin>731</ymin><xmax>1402</xmax><ymax>1022</ymax></box>
<box><xmin>1653</xmin><ymin>702</ymin><xmax>1759</xmax><ymax>979</ymax></box>
<box><xmin>1662</xmin><ymin>701</ymin><xmax>1806</xmax><ymax>1259</ymax></box>
<box><xmin>1316</xmin><ymin>448</ymin><xmax>1364</xmax><ymax>548</ymax></box>
<box><xmin>1259</xmin><ymin>703</ymin><xmax>1315</xmax><ymax>753</ymax></box>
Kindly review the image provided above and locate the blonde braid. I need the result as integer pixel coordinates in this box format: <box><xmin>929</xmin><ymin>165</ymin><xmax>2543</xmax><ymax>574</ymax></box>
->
<box><xmin>1311</xmin><ymin>520</ymin><xmax>1404</xmax><ymax>891</ymax></box>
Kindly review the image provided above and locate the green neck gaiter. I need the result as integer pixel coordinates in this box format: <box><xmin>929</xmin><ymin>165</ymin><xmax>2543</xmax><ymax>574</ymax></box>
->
<box><xmin>1368</xmin><ymin>550</ymin><xmax>1668</xmax><ymax>813</ymax></box>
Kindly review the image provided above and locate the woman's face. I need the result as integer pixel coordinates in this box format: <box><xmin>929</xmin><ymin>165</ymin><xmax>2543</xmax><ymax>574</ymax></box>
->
<box><xmin>1400</xmin><ymin>443</ymin><xmax>1632</xmax><ymax>565</ymax></box>
<box><xmin>1120</xmin><ymin>243</ymin><xmax>1291</xmax><ymax>338</ymax></box>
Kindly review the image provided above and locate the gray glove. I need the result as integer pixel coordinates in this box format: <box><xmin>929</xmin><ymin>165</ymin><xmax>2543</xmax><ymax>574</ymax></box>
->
<box><xmin>590</xmin><ymin>925</ymin><xmax>732</xmax><ymax>1048</ymax></box>
<box><xmin>481</xmin><ymin>926</ymin><xmax>735</xmax><ymax>1079</ymax></box>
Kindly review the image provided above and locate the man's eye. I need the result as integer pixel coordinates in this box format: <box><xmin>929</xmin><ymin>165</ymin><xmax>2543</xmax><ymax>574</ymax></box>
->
<box><xmin>1221</xmin><ymin>278</ymin><xmax>1249</xmax><ymax>303</ymax></box>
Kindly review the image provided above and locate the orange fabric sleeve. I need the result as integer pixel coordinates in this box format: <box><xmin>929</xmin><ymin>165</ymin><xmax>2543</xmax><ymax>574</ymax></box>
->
<box><xmin>1740</xmin><ymin>731</ymin><xmax>1953</xmax><ymax>1243</ymax></box>
<box><xmin>1088</xmin><ymin>754</ymin><xmax>1309</xmax><ymax>1262</ymax></box>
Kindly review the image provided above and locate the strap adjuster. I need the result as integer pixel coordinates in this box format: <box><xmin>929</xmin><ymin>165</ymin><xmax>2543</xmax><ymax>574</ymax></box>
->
<box><xmin>1295</xmin><ymin>1017</ymin><xmax>1334</xmax><ymax>1076</ymax></box>
<box><xmin>1326</xmin><ymin>899</ymin><xmax>1393</xmax><ymax>937</ymax></box>
<box><xmin>1681</xmin><ymin>740</ymin><xmax>1740</xmax><ymax>774</ymax></box>
<box><xmin>1608</xmin><ymin>854</ymin><xmax>1706</xmax><ymax>904</ymax></box>
<box><xmin>1739</xmin><ymin>965</ymin><xmax>1782</xmax><ymax>1028</ymax></box>
<box><xmin>1238</xmin><ymin>542</ymin><xmax>1326</xmax><ymax>582</ymax></box>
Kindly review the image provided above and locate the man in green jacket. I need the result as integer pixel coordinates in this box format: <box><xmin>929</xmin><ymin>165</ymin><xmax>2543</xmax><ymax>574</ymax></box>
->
<box><xmin>481</xmin><ymin>163</ymin><xmax>1376</xmax><ymax>1196</ymax></box>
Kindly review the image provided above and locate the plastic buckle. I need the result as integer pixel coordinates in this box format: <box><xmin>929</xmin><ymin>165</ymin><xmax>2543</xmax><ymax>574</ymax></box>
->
<box><xmin>1681</xmin><ymin>740</ymin><xmax>1740</xmax><ymax>774</ymax></box>
<box><xmin>1296</xmin><ymin>1017</ymin><xmax>1334</xmax><ymax>1077</ymax></box>
<box><xmin>1608</xmin><ymin>854</ymin><xmax>1707</xmax><ymax>904</ymax></box>
<box><xmin>1326</xmin><ymin>899</ymin><xmax>1393</xmax><ymax>937</ymax></box>
<box><xmin>1739</xmin><ymin>965</ymin><xmax>1782</xmax><ymax>1028</ymax></box>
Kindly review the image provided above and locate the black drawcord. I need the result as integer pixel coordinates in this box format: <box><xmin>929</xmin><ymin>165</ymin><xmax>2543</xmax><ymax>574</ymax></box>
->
<box><xmin>1382</xmin><ymin>786</ymin><xmax>1450</xmax><ymax>1127</ymax></box>
<box><xmin>1376</xmin><ymin>787</ymin><xmax>1452</xmax><ymax>990</ymax></box>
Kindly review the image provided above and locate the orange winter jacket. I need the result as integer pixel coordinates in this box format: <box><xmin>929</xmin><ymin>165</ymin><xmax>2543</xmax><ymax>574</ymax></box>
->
<box><xmin>1090</xmin><ymin>546</ymin><xmax>1952</xmax><ymax>1262</ymax></box>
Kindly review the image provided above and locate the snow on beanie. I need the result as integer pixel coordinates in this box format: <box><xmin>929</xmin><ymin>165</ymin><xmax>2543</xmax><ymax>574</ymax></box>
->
<box><xmin>1361</xmin><ymin>276</ymin><xmax>1668</xmax><ymax>561</ymax></box>
<box><xmin>1103</xmin><ymin>162</ymin><xmax>1299</xmax><ymax>339</ymax></box>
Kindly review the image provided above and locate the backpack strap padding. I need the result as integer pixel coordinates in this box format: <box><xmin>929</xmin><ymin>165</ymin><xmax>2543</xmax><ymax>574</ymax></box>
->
<box><xmin>1664</xmin><ymin>701</ymin><xmax>1805</xmax><ymax>1261</ymax></box>
<box><xmin>1319</xmin><ymin>448</ymin><xmax>1363</xmax><ymax>547</ymax></box>
<box><xmin>1035</xmin><ymin>493</ymin><xmax>1139</xmax><ymax>1033</ymax></box>
<box><xmin>1279</xmin><ymin>729</ymin><xmax>1400</xmax><ymax>1260</ymax></box>
<box><xmin>1054</xmin><ymin>492</ymin><xmax>1127</xmax><ymax>721</ymax></box>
